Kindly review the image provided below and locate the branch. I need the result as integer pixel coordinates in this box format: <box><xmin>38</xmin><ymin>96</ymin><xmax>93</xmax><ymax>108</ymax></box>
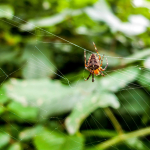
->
<box><xmin>82</xmin><ymin>129</ymin><xmax>117</xmax><ymax>138</ymax></box>
<box><xmin>97</xmin><ymin>126</ymin><xmax>150</xmax><ymax>149</ymax></box>
<box><xmin>104</xmin><ymin>107</ymin><xmax>123</xmax><ymax>135</ymax></box>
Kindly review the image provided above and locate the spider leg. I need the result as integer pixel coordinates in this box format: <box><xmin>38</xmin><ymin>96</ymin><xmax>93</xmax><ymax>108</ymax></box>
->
<box><xmin>93</xmin><ymin>42</ymin><xmax>101</xmax><ymax>61</ymax></box>
<box><xmin>100</xmin><ymin>71</ymin><xmax>105</xmax><ymax>77</ymax></box>
<box><xmin>100</xmin><ymin>54</ymin><xmax>104</xmax><ymax>67</ymax></box>
<box><xmin>92</xmin><ymin>73</ymin><xmax>95</xmax><ymax>82</ymax></box>
<box><xmin>101</xmin><ymin>57</ymin><xmax>108</xmax><ymax>71</ymax></box>
<box><xmin>84</xmin><ymin>50</ymin><xmax>88</xmax><ymax>69</ymax></box>
<box><xmin>85</xmin><ymin>67</ymin><xmax>91</xmax><ymax>72</ymax></box>
<box><xmin>85</xmin><ymin>73</ymin><xmax>91</xmax><ymax>81</ymax></box>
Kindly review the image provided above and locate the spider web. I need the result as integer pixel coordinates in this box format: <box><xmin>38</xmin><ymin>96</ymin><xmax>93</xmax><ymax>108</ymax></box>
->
<box><xmin>0</xmin><ymin>6</ymin><xmax>150</xmax><ymax>150</ymax></box>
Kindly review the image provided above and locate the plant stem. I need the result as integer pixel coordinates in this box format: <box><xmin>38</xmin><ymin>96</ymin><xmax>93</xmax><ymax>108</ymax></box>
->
<box><xmin>82</xmin><ymin>129</ymin><xmax>117</xmax><ymax>138</ymax></box>
<box><xmin>104</xmin><ymin>107</ymin><xmax>123</xmax><ymax>135</ymax></box>
<box><xmin>97</xmin><ymin>126</ymin><xmax>150</xmax><ymax>149</ymax></box>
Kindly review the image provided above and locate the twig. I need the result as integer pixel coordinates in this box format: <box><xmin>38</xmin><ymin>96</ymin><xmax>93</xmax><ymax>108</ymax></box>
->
<box><xmin>82</xmin><ymin>129</ymin><xmax>117</xmax><ymax>138</ymax></box>
<box><xmin>97</xmin><ymin>126</ymin><xmax>150</xmax><ymax>149</ymax></box>
<box><xmin>104</xmin><ymin>107</ymin><xmax>123</xmax><ymax>135</ymax></box>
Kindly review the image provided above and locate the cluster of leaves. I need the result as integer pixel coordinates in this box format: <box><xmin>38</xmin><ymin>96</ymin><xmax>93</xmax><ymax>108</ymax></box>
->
<box><xmin>0</xmin><ymin>0</ymin><xmax>150</xmax><ymax>149</ymax></box>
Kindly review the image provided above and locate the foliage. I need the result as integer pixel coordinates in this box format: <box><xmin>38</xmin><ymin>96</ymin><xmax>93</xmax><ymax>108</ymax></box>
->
<box><xmin>0</xmin><ymin>0</ymin><xmax>150</xmax><ymax>149</ymax></box>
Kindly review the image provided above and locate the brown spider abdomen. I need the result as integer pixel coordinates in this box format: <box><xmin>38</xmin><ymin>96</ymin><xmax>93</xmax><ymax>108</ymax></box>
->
<box><xmin>87</xmin><ymin>54</ymin><xmax>100</xmax><ymax>70</ymax></box>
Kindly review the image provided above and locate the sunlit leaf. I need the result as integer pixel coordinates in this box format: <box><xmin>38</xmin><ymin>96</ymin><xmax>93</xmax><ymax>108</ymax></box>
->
<box><xmin>7</xmin><ymin>101</ymin><xmax>38</xmax><ymax>122</ymax></box>
<box><xmin>0</xmin><ymin>88</ymin><xmax>8</xmax><ymax>105</ymax></box>
<box><xmin>0</xmin><ymin>5</ymin><xmax>14</xmax><ymax>19</ymax></box>
<box><xmin>33</xmin><ymin>127</ymin><xmax>84</xmax><ymax>150</ymax></box>
<box><xmin>3</xmin><ymin>78</ymin><xmax>75</xmax><ymax>120</ymax></box>
<box><xmin>138</xmin><ymin>71</ymin><xmax>150</xmax><ymax>91</ymax></box>
<box><xmin>126</xmin><ymin>138</ymin><xmax>149</xmax><ymax>150</ymax></box>
<box><xmin>85</xmin><ymin>0</ymin><xmax>148</xmax><ymax>35</ymax></box>
<box><xmin>19</xmin><ymin>125</ymin><xmax>44</xmax><ymax>141</ymax></box>
<box><xmin>65</xmin><ymin>92</ymin><xmax>119</xmax><ymax>134</ymax></box>
<box><xmin>100</xmin><ymin>66</ymin><xmax>140</xmax><ymax>92</ymax></box>
<box><xmin>33</xmin><ymin>128</ymin><xmax>65</xmax><ymax>150</ymax></box>
<box><xmin>8</xmin><ymin>143</ymin><xmax>22</xmax><ymax>150</ymax></box>
<box><xmin>21</xmin><ymin>9</ymin><xmax>82</xmax><ymax>31</ymax></box>
<box><xmin>0</xmin><ymin>132</ymin><xmax>10</xmax><ymax>148</ymax></box>
<box><xmin>121</xmin><ymin>48</ymin><xmax>150</xmax><ymax>66</ymax></box>
<box><xmin>62</xmin><ymin>134</ymin><xmax>84</xmax><ymax>150</ymax></box>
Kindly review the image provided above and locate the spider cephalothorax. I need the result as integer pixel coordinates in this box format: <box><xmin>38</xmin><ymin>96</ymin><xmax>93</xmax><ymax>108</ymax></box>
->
<box><xmin>84</xmin><ymin>42</ymin><xmax>108</xmax><ymax>82</ymax></box>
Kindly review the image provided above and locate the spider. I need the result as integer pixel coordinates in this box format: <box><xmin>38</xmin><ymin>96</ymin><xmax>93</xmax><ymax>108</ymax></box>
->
<box><xmin>84</xmin><ymin>42</ymin><xmax>108</xmax><ymax>82</ymax></box>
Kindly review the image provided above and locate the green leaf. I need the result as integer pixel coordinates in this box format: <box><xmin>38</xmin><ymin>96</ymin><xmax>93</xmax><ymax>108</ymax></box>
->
<box><xmin>3</xmin><ymin>78</ymin><xmax>74</xmax><ymax>120</ymax></box>
<box><xmin>126</xmin><ymin>138</ymin><xmax>149</xmax><ymax>150</ymax></box>
<box><xmin>0</xmin><ymin>107</ymin><xmax>5</xmax><ymax>115</ymax></box>
<box><xmin>121</xmin><ymin>48</ymin><xmax>150</xmax><ymax>66</ymax></box>
<box><xmin>7</xmin><ymin>101</ymin><xmax>38</xmax><ymax>122</ymax></box>
<box><xmin>85</xmin><ymin>0</ymin><xmax>148</xmax><ymax>35</ymax></box>
<box><xmin>33</xmin><ymin>128</ymin><xmax>65</xmax><ymax>150</ymax></box>
<box><xmin>138</xmin><ymin>71</ymin><xmax>150</xmax><ymax>91</ymax></box>
<box><xmin>8</xmin><ymin>143</ymin><xmax>22</xmax><ymax>150</ymax></box>
<box><xmin>0</xmin><ymin>132</ymin><xmax>10</xmax><ymax>148</ymax></box>
<box><xmin>62</xmin><ymin>134</ymin><xmax>84</xmax><ymax>150</ymax></box>
<box><xmin>20</xmin><ymin>9</ymin><xmax>82</xmax><ymax>31</ymax></box>
<box><xmin>98</xmin><ymin>92</ymin><xmax>120</xmax><ymax>108</ymax></box>
<box><xmin>99</xmin><ymin>66</ymin><xmax>140</xmax><ymax>92</ymax></box>
<box><xmin>19</xmin><ymin>125</ymin><xmax>44</xmax><ymax>141</ymax></box>
<box><xmin>65</xmin><ymin>92</ymin><xmax>119</xmax><ymax>134</ymax></box>
<box><xmin>33</xmin><ymin>127</ymin><xmax>84</xmax><ymax>150</ymax></box>
<box><xmin>0</xmin><ymin>5</ymin><xmax>14</xmax><ymax>19</ymax></box>
<box><xmin>0</xmin><ymin>88</ymin><xmax>8</xmax><ymax>104</ymax></box>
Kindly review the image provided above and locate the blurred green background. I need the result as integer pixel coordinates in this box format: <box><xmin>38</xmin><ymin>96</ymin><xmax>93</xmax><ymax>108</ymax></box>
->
<box><xmin>0</xmin><ymin>0</ymin><xmax>150</xmax><ymax>149</ymax></box>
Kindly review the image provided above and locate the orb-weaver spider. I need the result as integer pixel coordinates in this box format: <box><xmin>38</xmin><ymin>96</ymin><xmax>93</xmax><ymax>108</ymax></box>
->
<box><xmin>84</xmin><ymin>42</ymin><xmax>108</xmax><ymax>82</ymax></box>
